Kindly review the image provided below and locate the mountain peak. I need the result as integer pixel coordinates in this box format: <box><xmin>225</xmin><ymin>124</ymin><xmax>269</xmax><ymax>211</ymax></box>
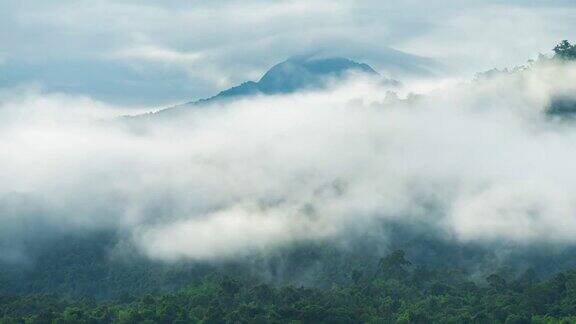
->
<box><xmin>139</xmin><ymin>57</ymin><xmax>385</xmax><ymax>118</ymax></box>
<box><xmin>196</xmin><ymin>56</ymin><xmax>380</xmax><ymax>104</ymax></box>
<box><xmin>256</xmin><ymin>56</ymin><xmax>377</xmax><ymax>95</ymax></box>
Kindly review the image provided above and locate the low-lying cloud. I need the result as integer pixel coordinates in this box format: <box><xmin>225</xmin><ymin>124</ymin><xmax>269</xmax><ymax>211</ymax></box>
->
<box><xmin>2</xmin><ymin>60</ymin><xmax>576</xmax><ymax>262</ymax></box>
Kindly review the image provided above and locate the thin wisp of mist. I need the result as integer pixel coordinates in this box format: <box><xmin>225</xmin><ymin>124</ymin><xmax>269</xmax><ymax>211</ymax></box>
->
<box><xmin>2</xmin><ymin>61</ymin><xmax>576</xmax><ymax>263</ymax></box>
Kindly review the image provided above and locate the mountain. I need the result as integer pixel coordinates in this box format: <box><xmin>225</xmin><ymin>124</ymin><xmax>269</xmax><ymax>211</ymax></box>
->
<box><xmin>139</xmin><ymin>56</ymin><xmax>391</xmax><ymax>118</ymax></box>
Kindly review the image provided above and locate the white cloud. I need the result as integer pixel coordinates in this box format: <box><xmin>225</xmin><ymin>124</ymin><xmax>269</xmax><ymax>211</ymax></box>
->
<box><xmin>2</xmin><ymin>60</ymin><xmax>576</xmax><ymax>262</ymax></box>
<box><xmin>114</xmin><ymin>45</ymin><xmax>203</xmax><ymax>64</ymax></box>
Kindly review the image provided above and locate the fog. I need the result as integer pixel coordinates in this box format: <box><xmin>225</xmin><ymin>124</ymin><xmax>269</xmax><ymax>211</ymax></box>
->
<box><xmin>2</xmin><ymin>60</ymin><xmax>576</xmax><ymax>263</ymax></box>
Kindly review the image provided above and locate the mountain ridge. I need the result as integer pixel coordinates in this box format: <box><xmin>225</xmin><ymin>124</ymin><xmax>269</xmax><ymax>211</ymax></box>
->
<box><xmin>136</xmin><ymin>56</ymin><xmax>391</xmax><ymax>118</ymax></box>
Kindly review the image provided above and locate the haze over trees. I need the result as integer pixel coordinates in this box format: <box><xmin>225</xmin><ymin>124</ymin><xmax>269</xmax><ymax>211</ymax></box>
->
<box><xmin>3</xmin><ymin>40</ymin><xmax>576</xmax><ymax>323</ymax></box>
<box><xmin>2</xmin><ymin>250</ymin><xmax>576</xmax><ymax>323</ymax></box>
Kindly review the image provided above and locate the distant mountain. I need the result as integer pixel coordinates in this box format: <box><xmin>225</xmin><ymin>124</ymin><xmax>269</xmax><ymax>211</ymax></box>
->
<box><xmin>139</xmin><ymin>56</ymin><xmax>393</xmax><ymax>118</ymax></box>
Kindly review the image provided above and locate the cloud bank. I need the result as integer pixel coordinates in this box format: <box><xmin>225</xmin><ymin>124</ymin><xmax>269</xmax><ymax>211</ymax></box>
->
<box><xmin>2</xmin><ymin>60</ymin><xmax>576</xmax><ymax>262</ymax></box>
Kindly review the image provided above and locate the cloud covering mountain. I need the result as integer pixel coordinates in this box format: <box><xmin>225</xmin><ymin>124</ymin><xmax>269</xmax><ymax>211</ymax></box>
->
<box><xmin>2</xmin><ymin>59</ymin><xmax>576</xmax><ymax>263</ymax></box>
<box><xmin>146</xmin><ymin>56</ymin><xmax>390</xmax><ymax>117</ymax></box>
<box><xmin>2</xmin><ymin>0</ymin><xmax>575</xmax><ymax>107</ymax></box>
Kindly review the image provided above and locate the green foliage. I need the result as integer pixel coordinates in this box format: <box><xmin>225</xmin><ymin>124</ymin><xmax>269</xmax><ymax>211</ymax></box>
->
<box><xmin>553</xmin><ymin>40</ymin><xmax>576</xmax><ymax>60</ymax></box>
<box><xmin>3</xmin><ymin>250</ymin><xmax>576</xmax><ymax>323</ymax></box>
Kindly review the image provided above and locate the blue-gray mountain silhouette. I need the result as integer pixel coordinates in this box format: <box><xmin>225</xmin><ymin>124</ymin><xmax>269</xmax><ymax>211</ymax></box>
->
<box><xmin>209</xmin><ymin>56</ymin><xmax>377</xmax><ymax>99</ymax></box>
<box><xmin>142</xmin><ymin>56</ymin><xmax>388</xmax><ymax>118</ymax></box>
<box><xmin>197</xmin><ymin>56</ymin><xmax>379</xmax><ymax>103</ymax></box>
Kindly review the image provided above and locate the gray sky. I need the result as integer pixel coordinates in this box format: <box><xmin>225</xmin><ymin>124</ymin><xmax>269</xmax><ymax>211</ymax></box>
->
<box><xmin>1</xmin><ymin>0</ymin><xmax>575</xmax><ymax>107</ymax></box>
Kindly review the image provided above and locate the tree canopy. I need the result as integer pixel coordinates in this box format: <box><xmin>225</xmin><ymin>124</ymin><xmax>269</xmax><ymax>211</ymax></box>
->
<box><xmin>3</xmin><ymin>250</ymin><xmax>576</xmax><ymax>323</ymax></box>
<box><xmin>553</xmin><ymin>40</ymin><xmax>576</xmax><ymax>60</ymax></box>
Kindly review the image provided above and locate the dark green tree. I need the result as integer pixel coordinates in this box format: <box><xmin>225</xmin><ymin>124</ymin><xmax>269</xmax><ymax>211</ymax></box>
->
<box><xmin>553</xmin><ymin>40</ymin><xmax>576</xmax><ymax>60</ymax></box>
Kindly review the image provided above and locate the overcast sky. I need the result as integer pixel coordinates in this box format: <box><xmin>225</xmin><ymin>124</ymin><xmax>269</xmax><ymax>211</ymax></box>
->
<box><xmin>1</xmin><ymin>0</ymin><xmax>575</xmax><ymax>107</ymax></box>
